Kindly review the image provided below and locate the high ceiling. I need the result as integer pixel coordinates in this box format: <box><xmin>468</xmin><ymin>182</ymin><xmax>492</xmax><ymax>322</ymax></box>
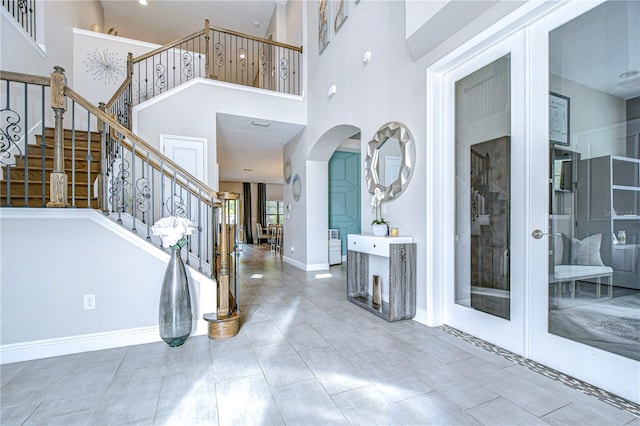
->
<box><xmin>100</xmin><ymin>0</ymin><xmax>302</xmax><ymax>184</ymax></box>
<box><xmin>100</xmin><ymin>0</ymin><xmax>278</xmax><ymax>45</ymax></box>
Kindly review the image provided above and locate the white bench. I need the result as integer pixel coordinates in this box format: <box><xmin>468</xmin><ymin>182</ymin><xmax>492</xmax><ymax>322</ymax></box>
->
<box><xmin>549</xmin><ymin>264</ymin><xmax>613</xmax><ymax>299</ymax></box>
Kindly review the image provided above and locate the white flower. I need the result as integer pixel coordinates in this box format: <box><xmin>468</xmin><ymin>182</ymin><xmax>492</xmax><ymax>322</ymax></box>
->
<box><xmin>151</xmin><ymin>216</ymin><xmax>195</xmax><ymax>248</ymax></box>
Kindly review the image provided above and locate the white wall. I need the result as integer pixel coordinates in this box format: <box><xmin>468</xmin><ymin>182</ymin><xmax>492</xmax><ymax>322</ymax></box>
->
<box><xmin>0</xmin><ymin>209</ymin><xmax>215</xmax><ymax>362</ymax></box>
<box><xmin>551</xmin><ymin>74</ymin><xmax>627</xmax><ymax>159</ymax></box>
<box><xmin>286</xmin><ymin>0</ymin><xmax>304</xmax><ymax>47</ymax></box>
<box><xmin>133</xmin><ymin>79</ymin><xmax>306</xmax><ymax>192</ymax></box>
<box><xmin>284</xmin><ymin>1</ymin><xmax>429</xmax><ymax>308</ymax></box>
<box><xmin>1</xmin><ymin>1</ymin><xmax>103</xmax><ymax>81</ymax></box>
<box><xmin>72</xmin><ymin>28</ymin><xmax>160</xmax><ymax>106</ymax></box>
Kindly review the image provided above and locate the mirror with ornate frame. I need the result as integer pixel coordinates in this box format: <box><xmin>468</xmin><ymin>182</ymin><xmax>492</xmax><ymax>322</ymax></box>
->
<box><xmin>364</xmin><ymin>122</ymin><xmax>415</xmax><ymax>201</ymax></box>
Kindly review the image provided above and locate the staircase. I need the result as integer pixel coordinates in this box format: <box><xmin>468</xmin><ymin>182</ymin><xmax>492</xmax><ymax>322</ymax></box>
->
<box><xmin>1</xmin><ymin>128</ymin><xmax>102</xmax><ymax>208</ymax></box>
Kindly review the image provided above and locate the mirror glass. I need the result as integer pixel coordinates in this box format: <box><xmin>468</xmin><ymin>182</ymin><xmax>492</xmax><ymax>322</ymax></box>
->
<box><xmin>365</xmin><ymin>122</ymin><xmax>415</xmax><ymax>201</ymax></box>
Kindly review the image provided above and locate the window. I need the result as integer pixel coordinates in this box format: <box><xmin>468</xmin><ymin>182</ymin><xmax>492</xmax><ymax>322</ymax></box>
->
<box><xmin>266</xmin><ymin>200</ymin><xmax>284</xmax><ymax>225</ymax></box>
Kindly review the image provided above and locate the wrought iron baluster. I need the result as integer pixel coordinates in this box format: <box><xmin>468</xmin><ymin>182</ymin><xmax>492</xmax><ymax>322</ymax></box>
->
<box><xmin>71</xmin><ymin>103</ymin><xmax>76</xmax><ymax>207</ymax></box>
<box><xmin>86</xmin><ymin>109</ymin><xmax>91</xmax><ymax>208</ymax></box>
<box><xmin>39</xmin><ymin>85</ymin><xmax>45</xmax><ymax>206</ymax></box>
<box><xmin>185</xmin><ymin>182</ymin><xmax>191</xmax><ymax>265</ymax></box>
<box><xmin>131</xmin><ymin>142</ymin><xmax>137</xmax><ymax>233</ymax></box>
<box><xmin>145</xmin><ymin>152</ymin><xmax>151</xmax><ymax>239</ymax></box>
<box><xmin>197</xmin><ymin>188</ymin><xmax>202</xmax><ymax>272</ymax></box>
<box><xmin>23</xmin><ymin>82</ymin><xmax>28</xmax><ymax>207</ymax></box>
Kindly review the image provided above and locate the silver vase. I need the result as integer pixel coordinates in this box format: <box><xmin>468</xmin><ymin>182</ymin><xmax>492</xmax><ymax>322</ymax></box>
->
<box><xmin>159</xmin><ymin>246</ymin><xmax>192</xmax><ymax>347</ymax></box>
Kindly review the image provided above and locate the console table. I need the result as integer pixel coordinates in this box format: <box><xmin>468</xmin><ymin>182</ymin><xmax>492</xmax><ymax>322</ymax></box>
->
<box><xmin>347</xmin><ymin>234</ymin><xmax>416</xmax><ymax>321</ymax></box>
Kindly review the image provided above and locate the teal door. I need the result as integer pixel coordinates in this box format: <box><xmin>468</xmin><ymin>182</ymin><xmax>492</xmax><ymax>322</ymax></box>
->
<box><xmin>329</xmin><ymin>151</ymin><xmax>361</xmax><ymax>255</ymax></box>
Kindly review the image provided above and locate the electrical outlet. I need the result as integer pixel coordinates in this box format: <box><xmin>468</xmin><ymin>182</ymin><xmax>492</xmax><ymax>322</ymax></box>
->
<box><xmin>83</xmin><ymin>294</ymin><xmax>96</xmax><ymax>310</ymax></box>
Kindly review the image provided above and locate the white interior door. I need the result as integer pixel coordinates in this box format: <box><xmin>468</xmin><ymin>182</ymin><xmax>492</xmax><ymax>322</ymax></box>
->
<box><xmin>528</xmin><ymin>0</ymin><xmax>640</xmax><ymax>403</ymax></box>
<box><xmin>160</xmin><ymin>134</ymin><xmax>207</xmax><ymax>219</ymax></box>
<box><xmin>161</xmin><ymin>135</ymin><xmax>207</xmax><ymax>182</ymax></box>
<box><xmin>442</xmin><ymin>31</ymin><xmax>527</xmax><ymax>355</ymax></box>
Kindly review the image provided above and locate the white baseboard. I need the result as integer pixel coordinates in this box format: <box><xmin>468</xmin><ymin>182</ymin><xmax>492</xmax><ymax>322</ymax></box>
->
<box><xmin>0</xmin><ymin>321</ymin><xmax>208</xmax><ymax>364</ymax></box>
<box><xmin>412</xmin><ymin>307</ymin><xmax>429</xmax><ymax>326</ymax></box>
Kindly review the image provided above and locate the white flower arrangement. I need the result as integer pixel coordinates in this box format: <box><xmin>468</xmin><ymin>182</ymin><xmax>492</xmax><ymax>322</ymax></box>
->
<box><xmin>151</xmin><ymin>216</ymin><xmax>196</xmax><ymax>249</ymax></box>
<box><xmin>371</xmin><ymin>188</ymin><xmax>387</xmax><ymax>225</ymax></box>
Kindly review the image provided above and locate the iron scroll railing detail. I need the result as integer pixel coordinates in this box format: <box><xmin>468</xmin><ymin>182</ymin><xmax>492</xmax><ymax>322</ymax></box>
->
<box><xmin>105</xmin><ymin>20</ymin><xmax>303</xmax><ymax>129</ymax></box>
<box><xmin>0</xmin><ymin>70</ymin><xmax>223</xmax><ymax>277</ymax></box>
<box><xmin>2</xmin><ymin>0</ymin><xmax>37</xmax><ymax>42</ymax></box>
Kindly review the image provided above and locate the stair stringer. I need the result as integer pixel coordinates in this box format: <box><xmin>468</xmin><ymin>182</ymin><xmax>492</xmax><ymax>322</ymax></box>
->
<box><xmin>0</xmin><ymin>208</ymin><xmax>216</xmax><ymax>364</ymax></box>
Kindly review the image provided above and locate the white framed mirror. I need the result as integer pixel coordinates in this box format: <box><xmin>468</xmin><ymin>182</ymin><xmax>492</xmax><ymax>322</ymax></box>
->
<box><xmin>364</xmin><ymin>122</ymin><xmax>415</xmax><ymax>201</ymax></box>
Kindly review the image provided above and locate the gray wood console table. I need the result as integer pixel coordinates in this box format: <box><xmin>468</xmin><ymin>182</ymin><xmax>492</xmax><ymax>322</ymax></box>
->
<box><xmin>347</xmin><ymin>234</ymin><xmax>416</xmax><ymax>321</ymax></box>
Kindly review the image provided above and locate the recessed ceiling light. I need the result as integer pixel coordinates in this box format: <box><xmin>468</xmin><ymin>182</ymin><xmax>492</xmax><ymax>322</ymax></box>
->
<box><xmin>253</xmin><ymin>21</ymin><xmax>260</xmax><ymax>28</ymax></box>
<box><xmin>619</xmin><ymin>70</ymin><xmax>639</xmax><ymax>79</ymax></box>
<box><xmin>251</xmin><ymin>120</ymin><xmax>270</xmax><ymax>127</ymax></box>
<box><xmin>139</xmin><ymin>0</ymin><xmax>148</xmax><ymax>5</ymax></box>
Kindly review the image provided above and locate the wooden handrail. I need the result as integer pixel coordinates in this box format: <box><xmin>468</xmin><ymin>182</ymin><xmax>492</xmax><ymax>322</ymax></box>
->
<box><xmin>132</xmin><ymin>21</ymin><xmax>302</xmax><ymax>67</ymax></box>
<box><xmin>64</xmin><ymin>86</ymin><xmax>218</xmax><ymax>201</ymax></box>
<box><xmin>111</xmin><ymin>128</ymin><xmax>220</xmax><ymax>207</ymax></box>
<box><xmin>212</xmin><ymin>25</ymin><xmax>303</xmax><ymax>53</ymax></box>
<box><xmin>133</xmin><ymin>28</ymin><xmax>207</xmax><ymax>64</ymax></box>
<box><xmin>105</xmin><ymin>75</ymin><xmax>132</xmax><ymax>110</ymax></box>
<box><xmin>0</xmin><ymin>70</ymin><xmax>50</xmax><ymax>86</ymax></box>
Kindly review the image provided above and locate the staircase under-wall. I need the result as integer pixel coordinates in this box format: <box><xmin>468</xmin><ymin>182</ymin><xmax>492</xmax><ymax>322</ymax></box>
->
<box><xmin>1</xmin><ymin>128</ymin><xmax>101</xmax><ymax>208</ymax></box>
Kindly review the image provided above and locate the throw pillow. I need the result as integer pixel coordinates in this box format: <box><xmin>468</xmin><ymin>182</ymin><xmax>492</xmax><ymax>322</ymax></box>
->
<box><xmin>553</xmin><ymin>235</ymin><xmax>563</xmax><ymax>265</ymax></box>
<box><xmin>571</xmin><ymin>233</ymin><xmax>605</xmax><ymax>266</ymax></box>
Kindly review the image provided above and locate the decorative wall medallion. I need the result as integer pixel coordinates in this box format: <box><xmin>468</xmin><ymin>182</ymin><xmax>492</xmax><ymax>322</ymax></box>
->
<box><xmin>85</xmin><ymin>49</ymin><xmax>125</xmax><ymax>85</ymax></box>
<box><xmin>284</xmin><ymin>159</ymin><xmax>292</xmax><ymax>184</ymax></box>
<box><xmin>292</xmin><ymin>174</ymin><xmax>302</xmax><ymax>201</ymax></box>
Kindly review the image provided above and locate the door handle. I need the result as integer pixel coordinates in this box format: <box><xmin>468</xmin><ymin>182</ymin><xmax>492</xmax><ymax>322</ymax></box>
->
<box><xmin>531</xmin><ymin>229</ymin><xmax>561</xmax><ymax>239</ymax></box>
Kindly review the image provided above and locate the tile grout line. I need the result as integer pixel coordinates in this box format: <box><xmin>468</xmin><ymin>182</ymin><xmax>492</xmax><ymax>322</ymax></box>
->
<box><xmin>441</xmin><ymin>325</ymin><xmax>640</xmax><ymax>418</ymax></box>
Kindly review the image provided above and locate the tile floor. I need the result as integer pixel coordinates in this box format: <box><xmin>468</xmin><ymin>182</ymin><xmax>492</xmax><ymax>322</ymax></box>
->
<box><xmin>1</xmin><ymin>244</ymin><xmax>639</xmax><ymax>425</ymax></box>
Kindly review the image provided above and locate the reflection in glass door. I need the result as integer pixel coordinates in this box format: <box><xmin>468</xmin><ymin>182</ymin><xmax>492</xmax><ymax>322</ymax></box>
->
<box><xmin>546</xmin><ymin>0</ymin><xmax>640</xmax><ymax>362</ymax></box>
<box><xmin>444</xmin><ymin>31</ymin><xmax>526</xmax><ymax>355</ymax></box>
<box><xmin>455</xmin><ymin>55</ymin><xmax>512</xmax><ymax>320</ymax></box>
<box><xmin>528</xmin><ymin>0</ymin><xmax>640</xmax><ymax>403</ymax></box>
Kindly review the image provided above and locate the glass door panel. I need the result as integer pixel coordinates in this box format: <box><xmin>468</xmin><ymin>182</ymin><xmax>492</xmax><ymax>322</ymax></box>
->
<box><xmin>455</xmin><ymin>57</ymin><xmax>512</xmax><ymax>320</ymax></box>
<box><xmin>529</xmin><ymin>0</ymin><xmax>640</xmax><ymax>402</ymax></box>
<box><xmin>444</xmin><ymin>32</ymin><xmax>526</xmax><ymax>355</ymax></box>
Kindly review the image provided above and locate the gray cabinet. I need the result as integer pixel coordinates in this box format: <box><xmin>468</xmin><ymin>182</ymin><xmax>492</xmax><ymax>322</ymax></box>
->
<box><xmin>347</xmin><ymin>234</ymin><xmax>416</xmax><ymax>321</ymax></box>
<box><xmin>577</xmin><ymin>155</ymin><xmax>640</xmax><ymax>289</ymax></box>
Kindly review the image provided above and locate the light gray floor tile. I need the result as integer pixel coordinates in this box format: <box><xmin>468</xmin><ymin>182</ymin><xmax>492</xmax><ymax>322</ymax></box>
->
<box><xmin>331</xmin><ymin>384</ymin><xmax>392</xmax><ymax>410</ymax></box>
<box><xmin>243</xmin><ymin>320</ymin><xmax>288</xmax><ymax>347</ymax></box>
<box><xmin>451</xmin><ymin>356</ymin><xmax>572</xmax><ymax>417</ymax></box>
<box><xmin>89</xmin><ymin>395</ymin><xmax>159</xmax><ymax>425</ymax></box>
<box><xmin>299</xmin><ymin>346</ymin><xmax>370</xmax><ymax>395</ymax></box>
<box><xmin>0</xmin><ymin>402</ymin><xmax>38</xmax><ymax>426</ymax></box>
<box><xmin>541</xmin><ymin>396</ymin><xmax>637</xmax><ymax>425</ymax></box>
<box><xmin>44</xmin><ymin>371</ymin><xmax>114</xmax><ymax>401</ymax></box>
<box><xmin>282</xmin><ymin>322</ymin><xmax>330</xmax><ymax>352</ymax></box>
<box><xmin>398</xmin><ymin>391</ymin><xmax>484</xmax><ymax>425</ymax></box>
<box><xmin>0</xmin><ymin>380</ymin><xmax>58</xmax><ymax>407</ymax></box>
<box><xmin>625</xmin><ymin>417</ymin><xmax>640</xmax><ymax>425</ymax></box>
<box><xmin>255</xmin><ymin>343</ymin><xmax>315</xmax><ymax>388</ymax></box>
<box><xmin>215</xmin><ymin>375</ymin><xmax>284</xmax><ymax>425</ymax></box>
<box><xmin>467</xmin><ymin>397</ymin><xmax>550</xmax><ymax>425</ymax></box>
<box><xmin>271</xmin><ymin>379</ymin><xmax>348</xmax><ymax>425</ymax></box>
<box><xmin>210</xmin><ymin>336</ymin><xmax>263</xmax><ymax>381</ymax></box>
<box><xmin>1</xmin><ymin>245</ymin><xmax>636</xmax><ymax>426</ymax></box>
<box><xmin>23</xmin><ymin>397</ymin><xmax>99</xmax><ymax>426</ymax></box>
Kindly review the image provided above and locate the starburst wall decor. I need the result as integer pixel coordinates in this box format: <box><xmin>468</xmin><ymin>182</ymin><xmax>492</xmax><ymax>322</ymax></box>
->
<box><xmin>85</xmin><ymin>49</ymin><xmax>125</xmax><ymax>85</ymax></box>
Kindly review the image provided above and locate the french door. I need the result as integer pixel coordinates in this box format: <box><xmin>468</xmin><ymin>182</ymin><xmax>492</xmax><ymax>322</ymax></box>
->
<box><xmin>442</xmin><ymin>31</ymin><xmax>527</xmax><ymax>355</ymax></box>
<box><xmin>528</xmin><ymin>0</ymin><xmax>639</xmax><ymax>403</ymax></box>
<box><xmin>439</xmin><ymin>0</ymin><xmax>639</xmax><ymax>403</ymax></box>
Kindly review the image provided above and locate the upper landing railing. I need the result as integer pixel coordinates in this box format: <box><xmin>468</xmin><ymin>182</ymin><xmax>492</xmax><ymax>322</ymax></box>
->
<box><xmin>106</xmin><ymin>19</ymin><xmax>303</xmax><ymax>129</ymax></box>
<box><xmin>2</xmin><ymin>0</ymin><xmax>37</xmax><ymax>42</ymax></box>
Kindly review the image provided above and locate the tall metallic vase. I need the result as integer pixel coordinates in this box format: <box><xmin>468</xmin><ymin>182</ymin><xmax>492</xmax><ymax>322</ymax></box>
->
<box><xmin>159</xmin><ymin>247</ymin><xmax>192</xmax><ymax>346</ymax></box>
